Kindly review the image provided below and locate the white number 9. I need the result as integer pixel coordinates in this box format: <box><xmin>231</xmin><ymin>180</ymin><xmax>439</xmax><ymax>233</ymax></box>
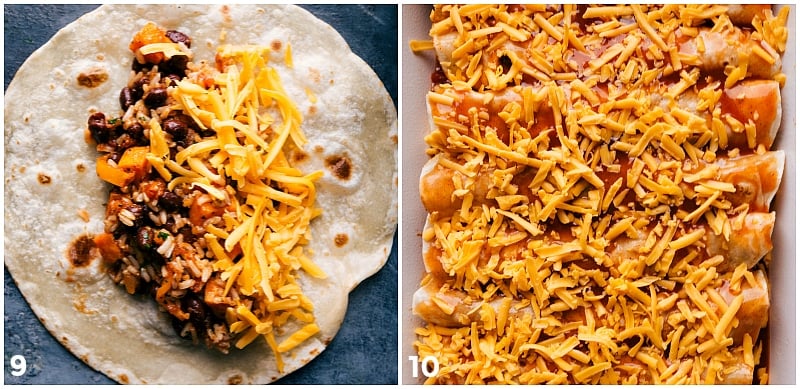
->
<box><xmin>10</xmin><ymin>355</ymin><xmax>26</xmax><ymax>377</ymax></box>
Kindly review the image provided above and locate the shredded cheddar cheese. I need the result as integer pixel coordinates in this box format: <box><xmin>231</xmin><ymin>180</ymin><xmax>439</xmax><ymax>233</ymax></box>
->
<box><xmin>148</xmin><ymin>43</ymin><xmax>325</xmax><ymax>372</ymax></box>
<box><xmin>414</xmin><ymin>4</ymin><xmax>785</xmax><ymax>384</ymax></box>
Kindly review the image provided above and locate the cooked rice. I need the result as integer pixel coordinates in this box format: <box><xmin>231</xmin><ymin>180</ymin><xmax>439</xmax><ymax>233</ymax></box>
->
<box><xmin>186</xmin><ymin>258</ymin><xmax>202</xmax><ymax>278</ymax></box>
<box><xmin>157</xmin><ymin>235</ymin><xmax>175</xmax><ymax>257</ymax></box>
<box><xmin>148</xmin><ymin>212</ymin><xmax>161</xmax><ymax>225</ymax></box>
<box><xmin>178</xmin><ymin>279</ymin><xmax>195</xmax><ymax>289</ymax></box>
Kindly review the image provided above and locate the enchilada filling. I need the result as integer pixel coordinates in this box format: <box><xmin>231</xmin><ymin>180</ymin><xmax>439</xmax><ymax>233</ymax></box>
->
<box><xmin>412</xmin><ymin>4</ymin><xmax>788</xmax><ymax>384</ymax></box>
<box><xmin>85</xmin><ymin>23</ymin><xmax>325</xmax><ymax>371</ymax></box>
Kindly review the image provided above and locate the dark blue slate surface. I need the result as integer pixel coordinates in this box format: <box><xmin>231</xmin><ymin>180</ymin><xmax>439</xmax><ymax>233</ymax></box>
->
<box><xmin>3</xmin><ymin>4</ymin><xmax>398</xmax><ymax>385</ymax></box>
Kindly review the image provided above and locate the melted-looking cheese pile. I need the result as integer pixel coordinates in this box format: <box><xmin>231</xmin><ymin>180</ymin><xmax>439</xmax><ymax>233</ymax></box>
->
<box><xmin>415</xmin><ymin>4</ymin><xmax>788</xmax><ymax>384</ymax></box>
<box><xmin>149</xmin><ymin>44</ymin><xmax>324</xmax><ymax>372</ymax></box>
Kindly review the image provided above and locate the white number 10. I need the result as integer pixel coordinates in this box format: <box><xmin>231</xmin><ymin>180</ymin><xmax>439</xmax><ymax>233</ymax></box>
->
<box><xmin>408</xmin><ymin>355</ymin><xmax>439</xmax><ymax>378</ymax></box>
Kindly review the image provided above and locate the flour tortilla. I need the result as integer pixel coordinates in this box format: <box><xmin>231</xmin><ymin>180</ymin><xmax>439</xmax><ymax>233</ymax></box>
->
<box><xmin>4</xmin><ymin>4</ymin><xmax>397</xmax><ymax>384</ymax></box>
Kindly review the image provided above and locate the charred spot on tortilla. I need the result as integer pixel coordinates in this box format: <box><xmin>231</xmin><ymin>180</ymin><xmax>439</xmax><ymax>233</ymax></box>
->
<box><xmin>67</xmin><ymin>235</ymin><xmax>98</xmax><ymax>268</ymax></box>
<box><xmin>76</xmin><ymin>163</ymin><xmax>86</xmax><ymax>172</ymax></box>
<box><xmin>290</xmin><ymin>149</ymin><xmax>309</xmax><ymax>164</ymax></box>
<box><xmin>325</xmin><ymin>154</ymin><xmax>352</xmax><ymax>180</ymax></box>
<box><xmin>227</xmin><ymin>375</ymin><xmax>243</xmax><ymax>385</ymax></box>
<box><xmin>77</xmin><ymin>66</ymin><xmax>109</xmax><ymax>88</ymax></box>
<box><xmin>37</xmin><ymin>172</ymin><xmax>51</xmax><ymax>185</ymax></box>
<box><xmin>334</xmin><ymin>233</ymin><xmax>349</xmax><ymax>247</ymax></box>
<box><xmin>271</xmin><ymin>39</ymin><xmax>282</xmax><ymax>51</ymax></box>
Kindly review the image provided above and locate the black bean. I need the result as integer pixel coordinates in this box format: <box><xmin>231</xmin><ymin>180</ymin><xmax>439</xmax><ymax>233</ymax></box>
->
<box><xmin>136</xmin><ymin>226</ymin><xmax>155</xmax><ymax>250</ymax></box>
<box><xmin>88</xmin><ymin>112</ymin><xmax>107</xmax><ymax>129</ymax></box>
<box><xmin>164</xmin><ymin>114</ymin><xmax>198</xmax><ymax>147</ymax></box>
<box><xmin>144</xmin><ymin>87</ymin><xmax>168</xmax><ymax>108</ymax></box>
<box><xmin>132</xmin><ymin>59</ymin><xmax>151</xmax><ymax>72</ymax></box>
<box><xmin>132</xmin><ymin>77</ymin><xmax>149</xmax><ymax>98</ymax></box>
<box><xmin>185</xmin><ymin>296</ymin><xmax>207</xmax><ymax>333</ymax></box>
<box><xmin>162</xmin><ymin>117</ymin><xmax>188</xmax><ymax>137</ymax></box>
<box><xmin>177</xmin><ymin>128</ymin><xmax>198</xmax><ymax>148</ymax></box>
<box><xmin>125</xmin><ymin>122</ymin><xmax>144</xmax><ymax>138</ymax></box>
<box><xmin>159</xmin><ymin>191</ymin><xmax>183</xmax><ymax>211</ymax></box>
<box><xmin>119</xmin><ymin>87</ymin><xmax>136</xmax><ymax>111</ymax></box>
<box><xmin>166</xmin><ymin>30</ymin><xmax>192</xmax><ymax>48</ymax></box>
<box><xmin>88</xmin><ymin>112</ymin><xmax>109</xmax><ymax>143</ymax></box>
<box><xmin>178</xmin><ymin>225</ymin><xmax>196</xmax><ymax>243</ymax></box>
<box><xmin>162</xmin><ymin>55</ymin><xmax>189</xmax><ymax>76</ymax></box>
<box><xmin>171</xmin><ymin>112</ymin><xmax>199</xmax><ymax>131</ymax></box>
<box><xmin>163</xmin><ymin>219</ymin><xmax>176</xmax><ymax>233</ymax></box>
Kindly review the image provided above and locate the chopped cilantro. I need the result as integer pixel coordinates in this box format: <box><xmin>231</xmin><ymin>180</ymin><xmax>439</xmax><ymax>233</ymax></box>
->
<box><xmin>157</xmin><ymin>231</ymin><xmax>170</xmax><ymax>240</ymax></box>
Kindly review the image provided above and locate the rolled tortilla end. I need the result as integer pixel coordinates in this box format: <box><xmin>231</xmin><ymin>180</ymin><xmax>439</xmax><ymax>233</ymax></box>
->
<box><xmin>720</xmin><ymin>269</ymin><xmax>770</xmax><ymax>344</ymax></box>
<box><xmin>680</xmin><ymin>29</ymin><xmax>782</xmax><ymax>79</ymax></box>
<box><xmin>717</xmin><ymin>150</ymin><xmax>784</xmax><ymax>212</ymax></box>
<box><xmin>719</xmin><ymin>80</ymin><xmax>782</xmax><ymax>150</ymax></box>
<box><xmin>412</xmin><ymin>280</ymin><xmax>476</xmax><ymax>327</ymax></box>
<box><xmin>419</xmin><ymin>155</ymin><xmax>459</xmax><ymax>214</ymax></box>
<box><xmin>726</xmin><ymin>4</ymin><xmax>772</xmax><ymax>26</ymax></box>
<box><xmin>419</xmin><ymin>155</ymin><xmax>496</xmax><ymax>214</ymax></box>
<box><xmin>707</xmin><ymin>212</ymin><xmax>775</xmax><ymax>272</ymax></box>
<box><xmin>432</xmin><ymin>31</ymin><xmax>458</xmax><ymax>71</ymax></box>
